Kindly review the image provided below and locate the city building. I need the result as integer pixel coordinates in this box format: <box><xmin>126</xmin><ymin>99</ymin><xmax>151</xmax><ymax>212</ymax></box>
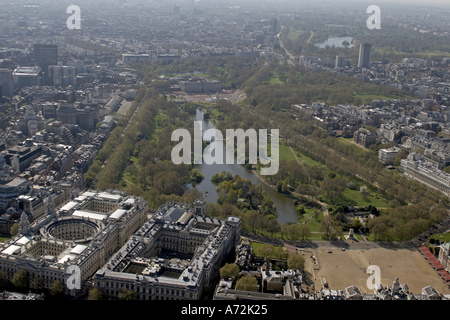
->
<box><xmin>423</xmin><ymin>149</ymin><xmax>450</xmax><ymax>170</ymax></box>
<box><xmin>75</xmin><ymin>73</ymin><xmax>96</xmax><ymax>86</ymax></box>
<box><xmin>13</xmin><ymin>194</ymin><xmax>46</xmax><ymax>222</ymax></box>
<box><xmin>335</xmin><ymin>55</ymin><xmax>346</xmax><ymax>68</ymax></box>
<box><xmin>12</xmin><ymin>67</ymin><xmax>41</xmax><ymax>90</ymax></box>
<box><xmin>379</xmin><ymin>147</ymin><xmax>401</xmax><ymax>165</ymax></box>
<box><xmin>422</xmin><ymin>286</ymin><xmax>441</xmax><ymax>300</ymax></box>
<box><xmin>41</xmin><ymin>102</ymin><xmax>58</xmax><ymax>119</ymax></box>
<box><xmin>74</xmin><ymin>144</ymin><xmax>97</xmax><ymax>173</ymax></box>
<box><xmin>439</xmin><ymin>242</ymin><xmax>450</xmax><ymax>272</ymax></box>
<box><xmin>261</xmin><ymin>269</ymin><xmax>297</xmax><ymax>293</ymax></box>
<box><xmin>33</xmin><ymin>44</ymin><xmax>58</xmax><ymax>76</ymax></box>
<box><xmin>157</xmin><ymin>54</ymin><xmax>181</xmax><ymax>63</ymax></box>
<box><xmin>92</xmin><ymin>200</ymin><xmax>241</xmax><ymax>300</ymax></box>
<box><xmin>178</xmin><ymin>77</ymin><xmax>221</xmax><ymax>94</ymax></box>
<box><xmin>57</xmin><ymin>104</ymin><xmax>77</xmax><ymax>125</ymax></box>
<box><xmin>76</xmin><ymin>107</ymin><xmax>96</xmax><ymax>131</ymax></box>
<box><xmin>353</xmin><ymin>128</ymin><xmax>377</xmax><ymax>147</ymax></box>
<box><xmin>48</xmin><ymin>65</ymin><xmax>76</xmax><ymax>87</ymax></box>
<box><xmin>0</xmin><ymin>190</ymin><xmax>148</xmax><ymax>295</ymax></box>
<box><xmin>122</xmin><ymin>54</ymin><xmax>152</xmax><ymax>64</ymax></box>
<box><xmin>213</xmin><ymin>279</ymin><xmax>294</xmax><ymax>300</ymax></box>
<box><xmin>124</xmin><ymin>89</ymin><xmax>137</xmax><ymax>101</ymax></box>
<box><xmin>0</xmin><ymin>178</ymin><xmax>30</xmax><ymax>212</ymax></box>
<box><xmin>272</xmin><ymin>18</ymin><xmax>278</xmax><ymax>34</ymax></box>
<box><xmin>344</xmin><ymin>285</ymin><xmax>363</xmax><ymax>300</ymax></box>
<box><xmin>400</xmin><ymin>152</ymin><xmax>450</xmax><ymax>197</ymax></box>
<box><xmin>3</xmin><ymin>145</ymin><xmax>43</xmax><ymax>173</ymax></box>
<box><xmin>0</xmin><ymin>69</ymin><xmax>13</xmax><ymax>97</ymax></box>
<box><xmin>358</xmin><ymin>43</ymin><xmax>372</xmax><ymax>68</ymax></box>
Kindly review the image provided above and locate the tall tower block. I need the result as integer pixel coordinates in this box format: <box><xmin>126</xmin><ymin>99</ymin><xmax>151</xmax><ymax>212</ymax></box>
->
<box><xmin>358</xmin><ymin>43</ymin><xmax>372</xmax><ymax>68</ymax></box>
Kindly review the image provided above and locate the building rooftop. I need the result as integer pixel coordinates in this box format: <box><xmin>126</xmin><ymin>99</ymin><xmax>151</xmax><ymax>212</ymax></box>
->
<box><xmin>1</xmin><ymin>244</ymin><xmax>20</xmax><ymax>255</ymax></box>
<box><xmin>72</xmin><ymin>210</ymin><xmax>107</xmax><ymax>221</ymax></box>
<box><xmin>13</xmin><ymin>67</ymin><xmax>41</xmax><ymax>76</ymax></box>
<box><xmin>110</xmin><ymin>208</ymin><xmax>127</xmax><ymax>220</ymax></box>
<box><xmin>163</xmin><ymin>207</ymin><xmax>186</xmax><ymax>223</ymax></box>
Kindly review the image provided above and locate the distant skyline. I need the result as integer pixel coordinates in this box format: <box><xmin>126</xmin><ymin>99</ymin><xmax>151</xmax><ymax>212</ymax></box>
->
<box><xmin>2</xmin><ymin>0</ymin><xmax>450</xmax><ymax>12</ymax></box>
<box><xmin>4</xmin><ymin>0</ymin><xmax>450</xmax><ymax>8</ymax></box>
<box><xmin>219</xmin><ymin>0</ymin><xmax>450</xmax><ymax>9</ymax></box>
<box><xmin>195</xmin><ymin>0</ymin><xmax>450</xmax><ymax>7</ymax></box>
<box><xmin>276</xmin><ymin>0</ymin><xmax>450</xmax><ymax>9</ymax></box>
<box><xmin>361</xmin><ymin>0</ymin><xmax>450</xmax><ymax>8</ymax></box>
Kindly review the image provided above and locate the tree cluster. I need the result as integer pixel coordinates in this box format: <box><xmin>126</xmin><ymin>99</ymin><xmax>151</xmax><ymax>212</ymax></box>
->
<box><xmin>214</xmin><ymin>173</ymin><xmax>277</xmax><ymax>216</ymax></box>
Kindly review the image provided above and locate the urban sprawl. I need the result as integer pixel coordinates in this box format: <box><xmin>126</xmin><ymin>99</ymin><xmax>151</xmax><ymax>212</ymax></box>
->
<box><xmin>0</xmin><ymin>0</ymin><xmax>449</xmax><ymax>301</ymax></box>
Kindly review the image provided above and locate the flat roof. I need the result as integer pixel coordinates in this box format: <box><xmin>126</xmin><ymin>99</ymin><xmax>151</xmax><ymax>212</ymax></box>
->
<box><xmin>178</xmin><ymin>211</ymin><xmax>193</xmax><ymax>225</ymax></box>
<box><xmin>164</xmin><ymin>207</ymin><xmax>185</xmax><ymax>222</ymax></box>
<box><xmin>60</xmin><ymin>201</ymin><xmax>78</xmax><ymax>211</ymax></box>
<box><xmin>13</xmin><ymin>67</ymin><xmax>40</xmax><ymax>76</ymax></box>
<box><xmin>58</xmin><ymin>254</ymin><xmax>76</xmax><ymax>264</ymax></box>
<box><xmin>123</xmin><ymin>54</ymin><xmax>150</xmax><ymax>57</ymax></box>
<box><xmin>70</xmin><ymin>244</ymin><xmax>88</xmax><ymax>255</ymax></box>
<box><xmin>110</xmin><ymin>208</ymin><xmax>127</xmax><ymax>220</ymax></box>
<box><xmin>6</xmin><ymin>178</ymin><xmax>27</xmax><ymax>187</ymax></box>
<box><xmin>97</xmin><ymin>192</ymin><xmax>122</xmax><ymax>201</ymax></box>
<box><xmin>74</xmin><ymin>195</ymin><xmax>88</xmax><ymax>202</ymax></box>
<box><xmin>227</xmin><ymin>216</ymin><xmax>240</xmax><ymax>223</ymax></box>
<box><xmin>82</xmin><ymin>191</ymin><xmax>97</xmax><ymax>197</ymax></box>
<box><xmin>2</xmin><ymin>245</ymin><xmax>20</xmax><ymax>255</ymax></box>
<box><xmin>16</xmin><ymin>235</ymin><xmax>32</xmax><ymax>245</ymax></box>
<box><xmin>73</xmin><ymin>210</ymin><xmax>107</xmax><ymax>221</ymax></box>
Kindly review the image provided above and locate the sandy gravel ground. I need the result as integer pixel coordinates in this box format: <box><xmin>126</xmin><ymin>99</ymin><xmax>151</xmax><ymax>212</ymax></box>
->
<box><xmin>172</xmin><ymin>89</ymin><xmax>245</xmax><ymax>104</ymax></box>
<box><xmin>301</xmin><ymin>246</ymin><xmax>450</xmax><ymax>295</ymax></box>
<box><xmin>117</xmin><ymin>100</ymin><xmax>133</xmax><ymax>115</ymax></box>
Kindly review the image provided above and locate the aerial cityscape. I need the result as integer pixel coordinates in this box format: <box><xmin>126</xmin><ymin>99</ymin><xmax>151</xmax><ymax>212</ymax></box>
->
<box><xmin>0</xmin><ymin>0</ymin><xmax>449</xmax><ymax>307</ymax></box>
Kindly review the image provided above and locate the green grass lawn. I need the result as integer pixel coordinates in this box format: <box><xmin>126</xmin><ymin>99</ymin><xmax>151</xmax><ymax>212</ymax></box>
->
<box><xmin>279</xmin><ymin>143</ymin><xmax>297</xmax><ymax>162</ymax></box>
<box><xmin>298</xmin><ymin>206</ymin><xmax>320</xmax><ymax>224</ymax></box>
<box><xmin>341</xmin><ymin>188</ymin><xmax>390</xmax><ymax>208</ymax></box>
<box><xmin>375</xmin><ymin>47</ymin><xmax>450</xmax><ymax>59</ymax></box>
<box><xmin>354</xmin><ymin>94</ymin><xmax>402</xmax><ymax>104</ymax></box>
<box><xmin>337</xmin><ymin>137</ymin><xmax>370</xmax><ymax>152</ymax></box>
<box><xmin>307</xmin><ymin>233</ymin><xmax>324</xmax><ymax>241</ymax></box>
<box><xmin>287</xmin><ymin>30</ymin><xmax>304</xmax><ymax>42</ymax></box>
<box><xmin>250</xmin><ymin>241</ymin><xmax>265</xmax><ymax>251</ymax></box>
<box><xmin>303</xmin><ymin>209</ymin><xmax>324</xmax><ymax>232</ymax></box>
<box><xmin>429</xmin><ymin>232</ymin><xmax>450</xmax><ymax>243</ymax></box>
<box><xmin>131</xmin><ymin>156</ymin><xmax>140</xmax><ymax>167</ymax></box>
<box><xmin>264</xmin><ymin>142</ymin><xmax>297</xmax><ymax>163</ymax></box>
<box><xmin>205</xmin><ymin>107</ymin><xmax>224</xmax><ymax>119</ymax></box>
<box><xmin>269</xmin><ymin>75</ymin><xmax>283</xmax><ymax>85</ymax></box>
<box><xmin>293</xmin><ymin>150</ymin><xmax>324</xmax><ymax>168</ymax></box>
<box><xmin>168</xmin><ymin>72</ymin><xmax>210</xmax><ymax>78</ymax></box>
<box><xmin>122</xmin><ymin>172</ymin><xmax>138</xmax><ymax>185</ymax></box>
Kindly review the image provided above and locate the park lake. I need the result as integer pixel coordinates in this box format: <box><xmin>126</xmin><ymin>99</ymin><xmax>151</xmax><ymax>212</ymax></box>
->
<box><xmin>184</xmin><ymin>109</ymin><xmax>299</xmax><ymax>224</ymax></box>
<box><xmin>315</xmin><ymin>37</ymin><xmax>354</xmax><ymax>48</ymax></box>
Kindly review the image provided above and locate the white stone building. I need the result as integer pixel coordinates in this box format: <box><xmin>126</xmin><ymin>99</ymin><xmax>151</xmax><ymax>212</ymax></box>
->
<box><xmin>93</xmin><ymin>200</ymin><xmax>241</xmax><ymax>300</ymax></box>
<box><xmin>0</xmin><ymin>190</ymin><xmax>147</xmax><ymax>295</ymax></box>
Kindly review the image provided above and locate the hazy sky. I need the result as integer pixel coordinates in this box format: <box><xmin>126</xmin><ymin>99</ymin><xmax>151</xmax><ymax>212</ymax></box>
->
<box><xmin>259</xmin><ymin>0</ymin><xmax>450</xmax><ymax>9</ymax></box>
<box><xmin>300</xmin><ymin>0</ymin><xmax>449</xmax><ymax>7</ymax></box>
<box><xmin>4</xmin><ymin>0</ymin><xmax>450</xmax><ymax>11</ymax></box>
<box><xmin>372</xmin><ymin>0</ymin><xmax>450</xmax><ymax>7</ymax></box>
